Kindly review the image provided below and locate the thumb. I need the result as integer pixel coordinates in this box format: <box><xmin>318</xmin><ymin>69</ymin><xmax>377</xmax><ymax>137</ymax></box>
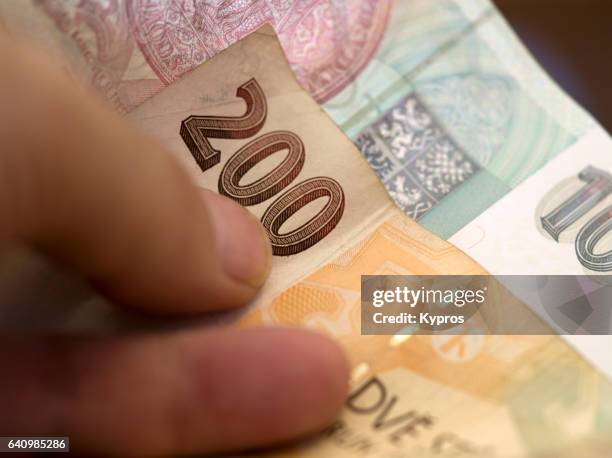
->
<box><xmin>0</xmin><ymin>37</ymin><xmax>271</xmax><ymax>314</ymax></box>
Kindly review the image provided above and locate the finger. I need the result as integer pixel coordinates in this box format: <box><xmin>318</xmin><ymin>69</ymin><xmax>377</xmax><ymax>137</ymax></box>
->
<box><xmin>0</xmin><ymin>327</ymin><xmax>349</xmax><ymax>456</ymax></box>
<box><xmin>0</xmin><ymin>37</ymin><xmax>271</xmax><ymax>314</ymax></box>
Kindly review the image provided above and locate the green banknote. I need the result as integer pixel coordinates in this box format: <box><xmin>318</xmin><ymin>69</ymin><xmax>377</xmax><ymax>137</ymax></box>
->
<box><xmin>323</xmin><ymin>0</ymin><xmax>594</xmax><ymax>239</ymax></box>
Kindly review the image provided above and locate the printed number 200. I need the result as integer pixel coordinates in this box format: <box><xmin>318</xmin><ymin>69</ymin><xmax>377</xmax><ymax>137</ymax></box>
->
<box><xmin>180</xmin><ymin>78</ymin><xmax>345</xmax><ymax>256</ymax></box>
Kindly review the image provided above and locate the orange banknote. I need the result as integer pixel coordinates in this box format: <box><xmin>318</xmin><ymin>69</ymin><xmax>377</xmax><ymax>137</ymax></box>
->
<box><xmin>123</xmin><ymin>26</ymin><xmax>612</xmax><ymax>458</ymax></box>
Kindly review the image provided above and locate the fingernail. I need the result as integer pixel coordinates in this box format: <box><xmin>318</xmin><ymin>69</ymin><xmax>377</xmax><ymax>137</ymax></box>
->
<box><xmin>202</xmin><ymin>190</ymin><xmax>272</xmax><ymax>288</ymax></box>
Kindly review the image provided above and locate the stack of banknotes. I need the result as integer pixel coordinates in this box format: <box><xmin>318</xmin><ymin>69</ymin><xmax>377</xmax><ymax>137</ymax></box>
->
<box><xmin>1</xmin><ymin>1</ymin><xmax>611</xmax><ymax>456</ymax></box>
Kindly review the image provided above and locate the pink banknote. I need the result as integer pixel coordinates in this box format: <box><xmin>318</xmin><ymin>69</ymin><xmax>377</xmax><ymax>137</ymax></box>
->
<box><xmin>36</xmin><ymin>0</ymin><xmax>391</xmax><ymax>110</ymax></box>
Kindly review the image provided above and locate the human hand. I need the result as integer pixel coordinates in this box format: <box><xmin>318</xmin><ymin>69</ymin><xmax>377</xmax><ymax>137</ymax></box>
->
<box><xmin>0</xmin><ymin>36</ymin><xmax>348</xmax><ymax>456</ymax></box>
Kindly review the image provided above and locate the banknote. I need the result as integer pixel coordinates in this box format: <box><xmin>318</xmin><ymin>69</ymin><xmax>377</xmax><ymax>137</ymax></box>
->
<box><xmin>124</xmin><ymin>26</ymin><xmax>612</xmax><ymax>457</ymax></box>
<box><xmin>327</xmin><ymin>0</ymin><xmax>593</xmax><ymax>239</ymax></box>
<box><xmin>241</xmin><ymin>217</ymin><xmax>612</xmax><ymax>457</ymax></box>
<box><xmin>0</xmin><ymin>0</ymin><xmax>393</xmax><ymax>111</ymax></box>
<box><xmin>0</xmin><ymin>5</ymin><xmax>602</xmax><ymax>240</ymax></box>
<box><xmin>450</xmin><ymin>127</ymin><xmax>612</xmax><ymax>378</ymax></box>
<box><xmin>0</xmin><ymin>1</ymin><xmax>593</xmax><ymax>236</ymax></box>
<box><xmin>0</xmin><ymin>2</ymin><xmax>602</xmax><ymax>251</ymax></box>
<box><xmin>327</xmin><ymin>0</ymin><xmax>612</xmax><ymax>381</ymax></box>
<box><xmin>2</xmin><ymin>3</ymin><xmax>612</xmax><ymax>456</ymax></box>
<box><xmin>126</xmin><ymin>25</ymin><xmax>397</xmax><ymax>310</ymax></box>
<box><xmin>0</xmin><ymin>0</ymin><xmax>597</xmax><ymax>236</ymax></box>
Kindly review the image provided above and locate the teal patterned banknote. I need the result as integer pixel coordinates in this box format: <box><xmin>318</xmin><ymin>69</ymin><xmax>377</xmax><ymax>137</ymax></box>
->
<box><xmin>322</xmin><ymin>0</ymin><xmax>594</xmax><ymax>239</ymax></box>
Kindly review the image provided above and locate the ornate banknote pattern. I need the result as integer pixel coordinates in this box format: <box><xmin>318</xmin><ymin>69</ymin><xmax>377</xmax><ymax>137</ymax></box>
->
<box><xmin>0</xmin><ymin>0</ymin><xmax>390</xmax><ymax>111</ymax></box>
<box><xmin>356</xmin><ymin>94</ymin><xmax>479</xmax><ymax>219</ymax></box>
<box><xmin>125</xmin><ymin>0</ymin><xmax>391</xmax><ymax>102</ymax></box>
<box><xmin>30</xmin><ymin>0</ymin><xmax>163</xmax><ymax>112</ymax></box>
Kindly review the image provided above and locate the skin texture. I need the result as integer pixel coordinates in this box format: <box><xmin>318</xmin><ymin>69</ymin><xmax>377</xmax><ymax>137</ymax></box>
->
<box><xmin>0</xmin><ymin>36</ymin><xmax>348</xmax><ymax>455</ymax></box>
